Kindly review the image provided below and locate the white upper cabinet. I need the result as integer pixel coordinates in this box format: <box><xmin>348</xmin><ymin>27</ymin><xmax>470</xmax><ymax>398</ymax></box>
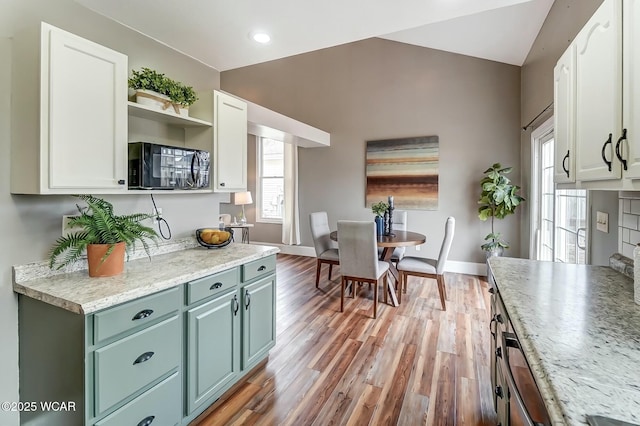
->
<box><xmin>621</xmin><ymin>0</ymin><xmax>640</xmax><ymax>178</ymax></box>
<box><xmin>213</xmin><ymin>91</ymin><xmax>248</xmax><ymax>192</ymax></box>
<box><xmin>11</xmin><ymin>22</ymin><xmax>128</xmax><ymax>194</ymax></box>
<box><xmin>574</xmin><ymin>0</ymin><xmax>622</xmax><ymax>182</ymax></box>
<box><xmin>554</xmin><ymin>45</ymin><xmax>576</xmax><ymax>184</ymax></box>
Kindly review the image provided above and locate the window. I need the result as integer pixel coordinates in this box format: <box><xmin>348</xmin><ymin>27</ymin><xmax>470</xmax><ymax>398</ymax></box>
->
<box><xmin>257</xmin><ymin>137</ymin><xmax>284</xmax><ymax>222</ymax></box>
<box><xmin>531</xmin><ymin>118</ymin><xmax>588</xmax><ymax>263</ymax></box>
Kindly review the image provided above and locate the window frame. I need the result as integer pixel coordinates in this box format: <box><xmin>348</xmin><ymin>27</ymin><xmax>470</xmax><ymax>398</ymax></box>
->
<box><xmin>256</xmin><ymin>137</ymin><xmax>284</xmax><ymax>224</ymax></box>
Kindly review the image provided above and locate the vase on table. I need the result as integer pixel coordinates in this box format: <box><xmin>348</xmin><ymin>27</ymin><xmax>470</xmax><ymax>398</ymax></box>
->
<box><xmin>374</xmin><ymin>216</ymin><xmax>384</xmax><ymax>236</ymax></box>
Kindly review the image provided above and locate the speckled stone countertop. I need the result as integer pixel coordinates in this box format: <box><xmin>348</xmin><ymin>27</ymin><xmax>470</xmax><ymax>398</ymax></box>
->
<box><xmin>13</xmin><ymin>242</ymin><xmax>279</xmax><ymax>315</ymax></box>
<box><xmin>488</xmin><ymin>257</ymin><xmax>640</xmax><ymax>425</ymax></box>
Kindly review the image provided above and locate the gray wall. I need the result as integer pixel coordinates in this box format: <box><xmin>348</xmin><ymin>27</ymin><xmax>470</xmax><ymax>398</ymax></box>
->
<box><xmin>1</xmin><ymin>1</ymin><xmax>223</xmax><ymax>424</ymax></box>
<box><xmin>221</xmin><ymin>38</ymin><xmax>522</xmax><ymax>264</ymax></box>
<box><xmin>519</xmin><ymin>0</ymin><xmax>606</xmax><ymax>258</ymax></box>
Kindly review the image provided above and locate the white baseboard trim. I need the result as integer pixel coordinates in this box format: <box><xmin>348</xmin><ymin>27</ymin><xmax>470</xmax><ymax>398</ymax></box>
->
<box><xmin>251</xmin><ymin>242</ymin><xmax>487</xmax><ymax>276</ymax></box>
<box><xmin>251</xmin><ymin>242</ymin><xmax>316</xmax><ymax>257</ymax></box>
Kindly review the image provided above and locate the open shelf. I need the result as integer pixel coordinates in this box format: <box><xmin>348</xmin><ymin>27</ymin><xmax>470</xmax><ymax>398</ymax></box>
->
<box><xmin>128</xmin><ymin>102</ymin><xmax>213</xmax><ymax>127</ymax></box>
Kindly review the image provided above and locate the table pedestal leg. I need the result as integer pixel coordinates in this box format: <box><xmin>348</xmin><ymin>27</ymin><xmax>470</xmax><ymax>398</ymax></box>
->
<box><xmin>380</xmin><ymin>247</ymin><xmax>399</xmax><ymax>307</ymax></box>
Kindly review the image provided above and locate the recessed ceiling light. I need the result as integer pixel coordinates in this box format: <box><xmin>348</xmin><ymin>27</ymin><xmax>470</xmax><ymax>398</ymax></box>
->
<box><xmin>251</xmin><ymin>32</ymin><xmax>271</xmax><ymax>44</ymax></box>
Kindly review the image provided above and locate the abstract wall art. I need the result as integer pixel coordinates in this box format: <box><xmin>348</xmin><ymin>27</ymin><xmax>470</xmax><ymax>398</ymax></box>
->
<box><xmin>366</xmin><ymin>136</ymin><xmax>439</xmax><ymax>210</ymax></box>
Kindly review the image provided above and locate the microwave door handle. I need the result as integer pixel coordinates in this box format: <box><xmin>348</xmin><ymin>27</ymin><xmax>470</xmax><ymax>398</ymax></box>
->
<box><xmin>190</xmin><ymin>153</ymin><xmax>200</xmax><ymax>188</ymax></box>
<box><xmin>500</xmin><ymin>332</ymin><xmax>544</xmax><ymax>426</ymax></box>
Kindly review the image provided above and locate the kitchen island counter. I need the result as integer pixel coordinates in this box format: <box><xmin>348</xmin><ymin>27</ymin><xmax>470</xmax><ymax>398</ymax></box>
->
<box><xmin>488</xmin><ymin>257</ymin><xmax>640</xmax><ymax>425</ymax></box>
<box><xmin>13</xmin><ymin>241</ymin><xmax>279</xmax><ymax>314</ymax></box>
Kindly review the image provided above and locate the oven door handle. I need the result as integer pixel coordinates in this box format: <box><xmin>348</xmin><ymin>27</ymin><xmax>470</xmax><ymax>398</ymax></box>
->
<box><xmin>500</xmin><ymin>331</ymin><xmax>546</xmax><ymax>426</ymax></box>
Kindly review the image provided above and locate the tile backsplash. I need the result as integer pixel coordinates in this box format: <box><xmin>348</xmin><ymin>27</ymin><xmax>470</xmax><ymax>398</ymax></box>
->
<box><xmin>619</xmin><ymin>193</ymin><xmax>640</xmax><ymax>258</ymax></box>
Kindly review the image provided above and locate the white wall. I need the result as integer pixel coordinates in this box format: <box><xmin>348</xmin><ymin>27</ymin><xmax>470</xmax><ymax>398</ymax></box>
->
<box><xmin>1</xmin><ymin>2</ymin><xmax>223</xmax><ymax>424</ymax></box>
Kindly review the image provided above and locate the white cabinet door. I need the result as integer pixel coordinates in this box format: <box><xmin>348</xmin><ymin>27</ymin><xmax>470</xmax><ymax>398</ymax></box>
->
<box><xmin>574</xmin><ymin>0</ymin><xmax>623</xmax><ymax>182</ymax></box>
<box><xmin>622</xmin><ymin>0</ymin><xmax>640</xmax><ymax>178</ymax></box>
<box><xmin>554</xmin><ymin>45</ymin><xmax>576</xmax><ymax>183</ymax></box>
<box><xmin>45</xmin><ymin>24</ymin><xmax>128</xmax><ymax>191</ymax></box>
<box><xmin>213</xmin><ymin>91</ymin><xmax>247</xmax><ymax>192</ymax></box>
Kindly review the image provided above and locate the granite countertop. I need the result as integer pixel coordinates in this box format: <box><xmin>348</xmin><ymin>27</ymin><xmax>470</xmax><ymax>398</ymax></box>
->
<box><xmin>488</xmin><ymin>257</ymin><xmax>640</xmax><ymax>425</ymax></box>
<box><xmin>13</xmin><ymin>242</ymin><xmax>279</xmax><ymax>315</ymax></box>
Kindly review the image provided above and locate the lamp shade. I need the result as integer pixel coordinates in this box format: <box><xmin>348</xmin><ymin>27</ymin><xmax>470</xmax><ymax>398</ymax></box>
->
<box><xmin>234</xmin><ymin>191</ymin><xmax>253</xmax><ymax>205</ymax></box>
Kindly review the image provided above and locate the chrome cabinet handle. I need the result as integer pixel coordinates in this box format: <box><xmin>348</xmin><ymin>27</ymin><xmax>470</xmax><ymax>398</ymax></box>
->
<box><xmin>258</xmin><ymin>265</ymin><xmax>266</xmax><ymax>271</ymax></box>
<box><xmin>601</xmin><ymin>133</ymin><xmax>613</xmax><ymax>172</ymax></box>
<box><xmin>137</xmin><ymin>416</ymin><xmax>155</xmax><ymax>426</ymax></box>
<box><xmin>210</xmin><ymin>282</ymin><xmax>223</xmax><ymax>290</ymax></box>
<box><xmin>615</xmin><ymin>128</ymin><xmax>628</xmax><ymax>170</ymax></box>
<box><xmin>132</xmin><ymin>309</ymin><xmax>154</xmax><ymax>321</ymax></box>
<box><xmin>133</xmin><ymin>351</ymin><xmax>154</xmax><ymax>365</ymax></box>
<box><xmin>233</xmin><ymin>294</ymin><xmax>239</xmax><ymax>316</ymax></box>
<box><xmin>245</xmin><ymin>290</ymin><xmax>251</xmax><ymax>309</ymax></box>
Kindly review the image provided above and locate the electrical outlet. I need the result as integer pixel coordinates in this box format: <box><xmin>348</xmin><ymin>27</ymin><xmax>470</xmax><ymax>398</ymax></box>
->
<box><xmin>62</xmin><ymin>215</ymin><xmax>82</xmax><ymax>237</ymax></box>
<box><xmin>153</xmin><ymin>207</ymin><xmax>163</xmax><ymax>222</ymax></box>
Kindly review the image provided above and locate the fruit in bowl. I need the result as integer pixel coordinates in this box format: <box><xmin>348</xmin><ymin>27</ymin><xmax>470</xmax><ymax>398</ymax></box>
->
<box><xmin>196</xmin><ymin>228</ymin><xmax>233</xmax><ymax>248</ymax></box>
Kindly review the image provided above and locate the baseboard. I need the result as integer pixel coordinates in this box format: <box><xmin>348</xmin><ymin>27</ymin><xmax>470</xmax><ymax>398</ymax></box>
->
<box><xmin>250</xmin><ymin>242</ymin><xmax>316</xmax><ymax>257</ymax></box>
<box><xmin>251</xmin><ymin>242</ymin><xmax>487</xmax><ymax>276</ymax></box>
<box><xmin>444</xmin><ymin>260</ymin><xmax>487</xmax><ymax>277</ymax></box>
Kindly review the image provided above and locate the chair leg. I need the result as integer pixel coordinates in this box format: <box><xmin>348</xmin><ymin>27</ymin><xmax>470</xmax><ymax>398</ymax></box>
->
<box><xmin>340</xmin><ymin>277</ymin><xmax>346</xmax><ymax>312</ymax></box>
<box><xmin>398</xmin><ymin>272</ymin><xmax>403</xmax><ymax>304</ymax></box>
<box><xmin>436</xmin><ymin>274</ymin><xmax>446</xmax><ymax>311</ymax></box>
<box><xmin>373</xmin><ymin>278</ymin><xmax>379</xmax><ymax>319</ymax></box>
<box><xmin>315</xmin><ymin>259</ymin><xmax>322</xmax><ymax>288</ymax></box>
<box><xmin>328</xmin><ymin>263</ymin><xmax>334</xmax><ymax>281</ymax></box>
<box><xmin>441</xmin><ymin>273</ymin><xmax>448</xmax><ymax>300</ymax></box>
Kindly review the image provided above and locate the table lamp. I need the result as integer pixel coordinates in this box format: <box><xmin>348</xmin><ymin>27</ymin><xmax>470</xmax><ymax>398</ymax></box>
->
<box><xmin>234</xmin><ymin>191</ymin><xmax>253</xmax><ymax>224</ymax></box>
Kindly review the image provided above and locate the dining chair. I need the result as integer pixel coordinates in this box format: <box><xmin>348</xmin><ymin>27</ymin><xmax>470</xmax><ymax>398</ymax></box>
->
<box><xmin>337</xmin><ymin>220</ymin><xmax>390</xmax><ymax>318</ymax></box>
<box><xmin>309</xmin><ymin>212</ymin><xmax>340</xmax><ymax>288</ymax></box>
<box><xmin>396</xmin><ymin>217</ymin><xmax>455</xmax><ymax>309</ymax></box>
<box><xmin>378</xmin><ymin>210</ymin><xmax>408</xmax><ymax>263</ymax></box>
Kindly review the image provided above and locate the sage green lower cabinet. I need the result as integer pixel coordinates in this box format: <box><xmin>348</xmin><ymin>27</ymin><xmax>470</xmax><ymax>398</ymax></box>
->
<box><xmin>241</xmin><ymin>275</ymin><xmax>276</xmax><ymax>369</ymax></box>
<box><xmin>17</xmin><ymin>254</ymin><xmax>277</xmax><ymax>426</ymax></box>
<box><xmin>186</xmin><ymin>289</ymin><xmax>240</xmax><ymax>414</ymax></box>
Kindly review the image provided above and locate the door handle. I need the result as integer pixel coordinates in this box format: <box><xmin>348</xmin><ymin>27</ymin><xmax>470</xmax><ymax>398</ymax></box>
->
<box><xmin>615</xmin><ymin>128</ymin><xmax>628</xmax><ymax>170</ymax></box>
<box><xmin>601</xmin><ymin>133</ymin><xmax>613</xmax><ymax>172</ymax></box>
<box><xmin>562</xmin><ymin>150</ymin><xmax>570</xmax><ymax>177</ymax></box>
<box><xmin>577</xmin><ymin>227</ymin><xmax>586</xmax><ymax>251</ymax></box>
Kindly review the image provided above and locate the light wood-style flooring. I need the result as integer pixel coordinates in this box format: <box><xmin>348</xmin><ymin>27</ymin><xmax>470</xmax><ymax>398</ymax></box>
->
<box><xmin>195</xmin><ymin>254</ymin><xmax>497</xmax><ymax>425</ymax></box>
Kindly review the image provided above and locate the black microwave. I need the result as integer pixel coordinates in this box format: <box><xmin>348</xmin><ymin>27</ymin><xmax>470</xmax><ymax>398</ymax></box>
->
<box><xmin>128</xmin><ymin>142</ymin><xmax>210</xmax><ymax>190</ymax></box>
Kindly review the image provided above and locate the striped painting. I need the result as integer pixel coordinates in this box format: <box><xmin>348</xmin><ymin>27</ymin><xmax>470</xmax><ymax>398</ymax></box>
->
<box><xmin>366</xmin><ymin>136</ymin><xmax>439</xmax><ymax>210</ymax></box>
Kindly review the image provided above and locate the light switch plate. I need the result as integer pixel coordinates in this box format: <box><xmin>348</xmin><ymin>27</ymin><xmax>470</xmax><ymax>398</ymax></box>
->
<box><xmin>596</xmin><ymin>211</ymin><xmax>609</xmax><ymax>233</ymax></box>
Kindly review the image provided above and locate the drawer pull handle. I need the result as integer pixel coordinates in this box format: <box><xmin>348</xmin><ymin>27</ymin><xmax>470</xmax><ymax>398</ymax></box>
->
<box><xmin>495</xmin><ymin>347</ymin><xmax>502</xmax><ymax>358</ymax></box>
<box><xmin>258</xmin><ymin>265</ymin><xmax>266</xmax><ymax>271</ymax></box>
<box><xmin>488</xmin><ymin>287</ymin><xmax>495</xmax><ymax>294</ymax></box>
<box><xmin>495</xmin><ymin>385</ymin><xmax>504</xmax><ymax>399</ymax></box>
<box><xmin>133</xmin><ymin>351</ymin><xmax>155</xmax><ymax>365</ymax></box>
<box><xmin>117</xmin><ymin>179</ymin><xmax>126</xmax><ymax>185</ymax></box>
<box><xmin>210</xmin><ymin>282</ymin><xmax>223</xmax><ymax>290</ymax></box>
<box><xmin>132</xmin><ymin>309</ymin><xmax>154</xmax><ymax>321</ymax></box>
<box><xmin>137</xmin><ymin>415</ymin><xmax>155</xmax><ymax>426</ymax></box>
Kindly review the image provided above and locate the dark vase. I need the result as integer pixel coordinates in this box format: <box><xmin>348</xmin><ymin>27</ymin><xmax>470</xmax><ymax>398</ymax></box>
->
<box><xmin>375</xmin><ymin>216</ymin><xmax>384</xmax><ymax>236</ymax></box>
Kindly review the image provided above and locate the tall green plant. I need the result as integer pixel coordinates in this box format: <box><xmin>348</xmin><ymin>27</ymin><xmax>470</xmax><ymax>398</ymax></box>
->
<box><xmin>49</xmin><ymin>195</ymin><xmax>159</xmax><ymax>270</ymax></box>
<box><xmin>478</xmin><ymin>163</ymin><xmax>524</xmax><ymax>251</ymax></box>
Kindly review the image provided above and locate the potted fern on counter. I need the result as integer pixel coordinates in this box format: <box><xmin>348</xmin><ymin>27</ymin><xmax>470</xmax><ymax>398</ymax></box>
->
<box><xmin>49</xmin><ymin>195</ymin><xmax>159</xmax><ymax>277</ymax></box>
<box><xmin>478</xmin><ymin>163</ymin><xmax>524</xmax><ymax>258</ymax></box>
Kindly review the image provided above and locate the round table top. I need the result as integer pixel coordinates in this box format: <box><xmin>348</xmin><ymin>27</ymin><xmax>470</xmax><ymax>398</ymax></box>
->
<box><xmin>329</xmin><ymin>230</ymin><xmax>426</xmax><ymax>247</ymax></box>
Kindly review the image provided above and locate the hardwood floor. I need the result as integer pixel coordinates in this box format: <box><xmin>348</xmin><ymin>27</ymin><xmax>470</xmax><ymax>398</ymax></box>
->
<box><xmin>195</xmin><ymin>254</ymin><xmax>497</xmax><ymax>426</ymax></box>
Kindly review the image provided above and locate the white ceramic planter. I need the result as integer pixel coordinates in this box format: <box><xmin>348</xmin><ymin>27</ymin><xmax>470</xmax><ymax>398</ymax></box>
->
<box><xmin>134</xmin><ymin>89</ymin><xmax>188</xmax><ymax>116</ymax></box>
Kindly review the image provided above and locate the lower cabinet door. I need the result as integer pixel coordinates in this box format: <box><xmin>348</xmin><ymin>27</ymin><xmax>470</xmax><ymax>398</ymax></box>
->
<box><xmin>241</xmin><ymin>274</ymin><xmax>276</xmax><ymax>369</ymax></box>
<box><xmin>187</xmin><ymin>290</ymin><xmax>240</xmax><ymax>414</ymax></box>
<box><xmin>95</xmin><ymin>371</ymin><xmax>181</xmax><ymax>426</ymax></box>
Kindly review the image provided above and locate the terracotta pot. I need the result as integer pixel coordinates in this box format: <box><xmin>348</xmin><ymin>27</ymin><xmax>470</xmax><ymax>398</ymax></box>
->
<box><xmin>87</xmin><ymin>242</ymin><xmax>125</xmax><ymax>277</ymax></box>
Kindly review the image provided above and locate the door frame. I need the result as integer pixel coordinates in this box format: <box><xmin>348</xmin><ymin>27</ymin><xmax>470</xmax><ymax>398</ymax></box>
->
<box><xmin>529</xmin><ymin>117</ymin><xmax>555</xmax><ymax>259</ymax></box>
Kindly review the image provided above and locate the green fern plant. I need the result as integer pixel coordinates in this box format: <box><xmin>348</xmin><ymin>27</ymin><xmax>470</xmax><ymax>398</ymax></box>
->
<box><xmin>49</xmin><ymin>195</ymin><xmax>159</xmax><ymax>270</ymax></box>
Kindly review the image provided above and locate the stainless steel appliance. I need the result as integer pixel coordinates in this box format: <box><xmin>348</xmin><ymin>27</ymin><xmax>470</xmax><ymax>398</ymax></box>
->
<box><xmin>128</xmin><ymin>142</ymin><xmax>210</xmax><ymax>190</ymax></box>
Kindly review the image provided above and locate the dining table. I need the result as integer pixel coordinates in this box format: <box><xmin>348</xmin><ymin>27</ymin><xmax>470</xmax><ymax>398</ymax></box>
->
<box><xmin>329</xmin><ymin>230</ymin><xmax>426</xmax><ymax>307</ymax></box>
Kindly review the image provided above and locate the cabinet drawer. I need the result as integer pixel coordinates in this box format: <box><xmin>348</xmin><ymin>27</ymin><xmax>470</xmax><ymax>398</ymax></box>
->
<box><xmin>187</xmin><ymin>268</ymin><xmax>238</xmax><ymax>305</ymax></box>
<box><xmin>94</xmin><ymin>315</ymin><xmax>180</xmax><ymax>415</ymax></box>
<box><xmin>93</xmin><ymin>287</ymin><xmax>181</xmax><ymax>344</ymax></box>
<box><xmin>95</xmin><ymin>371</ymin><xmax>181</xmax><ymax>426</ymax></box>
<box><xmin>241</xmin><ymin>255</ymin><xmax>276</xmax><ymax>282</ymax></box>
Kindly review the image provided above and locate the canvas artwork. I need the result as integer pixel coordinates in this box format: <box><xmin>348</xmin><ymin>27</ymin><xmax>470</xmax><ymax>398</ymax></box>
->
<box><xmin>366</xmin><ymin>136</ymin><xmax>439</xmax><ymax>210</ymax></box>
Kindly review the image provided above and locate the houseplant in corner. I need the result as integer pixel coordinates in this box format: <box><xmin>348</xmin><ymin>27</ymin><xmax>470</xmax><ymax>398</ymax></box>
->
<box><xmin>371</xmin><ymin>201</ymin><xmax>389</xmax><ymax>236</ymax></box>
<box><xmin>478</xmin><ymin>163</ymin><xmax>524</xmax><ymax>258</ymax></box>
<box><xmin>49</xmin><ymin>195</ymin><xmax>159</xmax><ymax>277</ymax></box>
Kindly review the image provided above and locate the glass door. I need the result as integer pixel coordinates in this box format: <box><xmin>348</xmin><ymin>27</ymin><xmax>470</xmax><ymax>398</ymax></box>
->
<box><xmin>532</xmin><ymin>119</ymin><xmax>588</xmax><ymax>264</ymax></box>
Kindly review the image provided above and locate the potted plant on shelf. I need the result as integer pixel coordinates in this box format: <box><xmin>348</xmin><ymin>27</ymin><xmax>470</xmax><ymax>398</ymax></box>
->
<box><xmin>128</xmin><ymin>67</ymin><xmax>198</xmax><ymax>116</ymax></box>
<box><xmin>478</xmin><ymin>163</ymin><xmax>524</xmax><ymax>258</ymax></box>
<box><xmin>49</xmin><ymin>195</ymin><xmax>159</xmax><ymax>277</ymax></box>
<box><xmin>371</xmin><ymin>201</ymin><xmax>389</xmax><ymax>236</ymax></box>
